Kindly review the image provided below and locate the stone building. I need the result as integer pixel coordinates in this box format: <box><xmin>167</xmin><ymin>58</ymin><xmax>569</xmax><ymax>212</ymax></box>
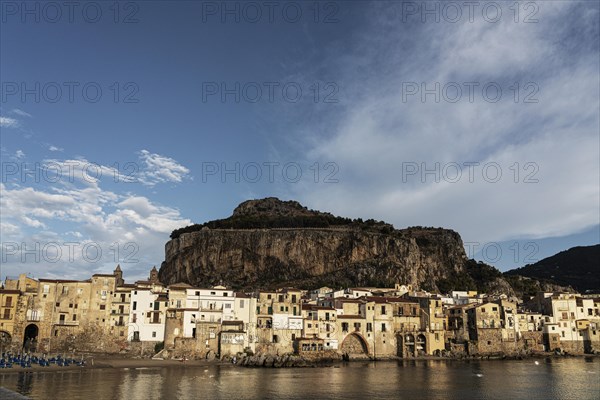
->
<box><xmin>302</xmin><ymin>304</ymin><xmax>337</xmax><ymax>350</ymax></box>
<box><xmin>256</xmin><ymin>288</ymin><xmax>303</xmax><ymax>354</ymax></box>
<box><xmin>0</xmin><ymin>289</ymin><xmax>21</xmax><ymax>350</ymax></box>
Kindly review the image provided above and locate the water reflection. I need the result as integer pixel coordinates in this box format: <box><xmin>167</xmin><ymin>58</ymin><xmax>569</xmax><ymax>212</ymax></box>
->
<box><xmin>0</xmin><ymin>358</ymin><xmax>598</xmax><ymax>400</ymax></box>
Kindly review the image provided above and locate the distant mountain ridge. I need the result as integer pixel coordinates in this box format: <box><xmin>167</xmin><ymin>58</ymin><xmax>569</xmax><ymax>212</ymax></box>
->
<box><xmin>504</xmin><ymin>245</ymin><xmax>599</xmax><ymax>292</ymax></box>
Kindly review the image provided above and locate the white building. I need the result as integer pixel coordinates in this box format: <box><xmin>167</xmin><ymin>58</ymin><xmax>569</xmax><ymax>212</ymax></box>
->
<box><xmin>128</xmin><ymin>287</ymin><xmax>167</xmax><ymax>342</ymax></box>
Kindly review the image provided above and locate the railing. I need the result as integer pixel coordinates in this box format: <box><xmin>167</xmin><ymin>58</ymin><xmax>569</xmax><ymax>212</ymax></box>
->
<box><xmin>0</xmin><ymin>314</ymin><xmax>13</xmax><ymax>320</ymax></box>
<box><xmin>57</xmin><ymin>321</ymin><xmax>79</xmax><ymax>326</ymax></box>
<box><xmin>200</xmin><ymin>306</ymin><xmax>223</xmax><ymax>312</ymax></box>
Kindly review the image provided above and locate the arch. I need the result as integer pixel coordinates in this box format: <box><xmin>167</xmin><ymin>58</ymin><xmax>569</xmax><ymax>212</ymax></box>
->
<box><xmin>0</xmin><ymin>331</ymin><xmax>11</xmax><ymax>350</ymax></box>
<box><xmin>396</xmin><ymin>333</ymin><xmax>404</xmax><ymax>357</ymax></box>
<box><xmin>405</xmin><ymin>333</ymin><xmax>415</xmax><ymax>357</ymax></box>
<box><xmin>23</xmin><ymin>324</ymin><xmax>39</xmax><ymax>352</ymax></box>
<box><xmin>340</xmin><ymin>332</ymin><xmax>369</xmax><ymax>356</ymax></box>
<box><xmin>416</xmin><ymin>334</ymin><xmax>427</xmax><ymax>356</ymax></box>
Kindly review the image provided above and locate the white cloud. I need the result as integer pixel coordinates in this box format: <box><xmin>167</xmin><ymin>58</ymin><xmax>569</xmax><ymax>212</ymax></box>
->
<box><xmin>137</xmin><ymin>149</ymin><xmax>191</xmax><ymax>186</ymax></box>
<box><xmin>48</xmin><ymin>145</ymin><xmax>64</xmax><ymax>152</ymax></box>
<box><xmin>15</xmin><ymin>150</ymin><xmax>25</xmax><ymax>159</ymax></box>
<box><xmin>0</xmin><ymin>161</ymin><xmax>192</xmax><ymax>280</ymax></box>
<box><xmin>0</xmin><ymin>116</ymin><xmax>19</xmax><ymax>128</ymax></box>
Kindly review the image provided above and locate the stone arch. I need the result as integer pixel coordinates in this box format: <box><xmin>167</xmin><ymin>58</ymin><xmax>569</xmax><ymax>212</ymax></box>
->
<box><xmin>340</xmin><ymin>332</ymin><xmax>369</xmax><ymax>356</ymax></box>
<box><xmin>416</xmin><ymin>334</ymin><xmax>427</xmax><ymax>356</ymax></box>
<box><xmin>396</xmin><ymin>333</ymin><xmax>404</xmax><ymax>357</ymax></box>
<box><xmin>405</xmin><ymin>333</ymin><xmax>415</xmax><ymax>357</ymax></box>
<box><xmin>23</xmin><ymin>324</ymin><xmax>39</xmax><ymax>351</ymax></box>
<box><xmin>0</xmin><ymin>331</ymin><xmax>11</xmax><ymax>350</ymax></box>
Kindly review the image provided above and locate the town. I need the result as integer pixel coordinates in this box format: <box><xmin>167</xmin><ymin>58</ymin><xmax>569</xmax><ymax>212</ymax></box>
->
<box><xmin>1</xmin><ymin>265</ymin><xmax>599</xmax><ymax>365</ymax></box>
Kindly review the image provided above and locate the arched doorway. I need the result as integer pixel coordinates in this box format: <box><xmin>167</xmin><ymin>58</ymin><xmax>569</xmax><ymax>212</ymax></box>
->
<box><xmin>416</xmin><ymin>334</ymin><xmax>427</xmax><ymax>356</ymax></box>
<box><xmin>396</xmin><ymin>334</ymin><xmax>404</xmax><ymax>357</ymax></box>
<box><xmin>23</xmin><ymin>324</ymin><xmax>38</xmax><ymax>352</ymax></box>
<box><xmin>405</xmin><ymin>333</ymin><xmax>415</xmax><ymax>357</ymax></box>
<box><xmin>0</xmin><ymin>331</ymin><xmax>11</xmax><ymax>351</ymax></box>
<box><xmin>340</xmin><ymin>333</ymin><xmax>368</xmax><ymax>357</ymax></box>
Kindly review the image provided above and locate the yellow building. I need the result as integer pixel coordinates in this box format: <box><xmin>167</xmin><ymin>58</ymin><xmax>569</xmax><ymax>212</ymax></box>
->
<box><xmin>0</xmin><ymin>289</ymin><xmax>21</xmax><ymax>350</ymax></box>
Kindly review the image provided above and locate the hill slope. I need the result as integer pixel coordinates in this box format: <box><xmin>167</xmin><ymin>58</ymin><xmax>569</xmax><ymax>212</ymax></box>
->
<box><xmin>504</xmin><ymin>245</ymin><xmax>599</xmax><ymax>293</ymax></box>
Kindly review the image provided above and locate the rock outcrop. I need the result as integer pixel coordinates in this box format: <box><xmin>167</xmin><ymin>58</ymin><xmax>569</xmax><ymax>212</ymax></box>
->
<box><xmin>159</xmin><ymin>198</ymin><xmax>474</xmax><ymax>291</ymax></box>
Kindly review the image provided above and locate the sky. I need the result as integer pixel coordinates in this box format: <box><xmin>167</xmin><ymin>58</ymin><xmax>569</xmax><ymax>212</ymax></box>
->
<box><xmin>1</xmin><ymin>1</ymin><xmax>599</xmax><ymax>283</ymax></box>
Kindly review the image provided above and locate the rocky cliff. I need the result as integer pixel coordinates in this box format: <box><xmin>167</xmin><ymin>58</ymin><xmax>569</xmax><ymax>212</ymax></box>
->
<box><xmin>159</xmin><ymin>198</ymin><xmax>476</xmax><ymax>291</ymax></box>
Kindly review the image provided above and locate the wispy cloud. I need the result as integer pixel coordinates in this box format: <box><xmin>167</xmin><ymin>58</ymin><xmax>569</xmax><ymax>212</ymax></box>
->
<box><xmin>11</xmin><ymin>109</ymin><xmax>32</xmax><ymax>118</ymax></box>
<box><xmin>0</xmin><ymin>116</ymin><xmax>19</xmax><ymax>128</ymax></box>
<box><xmin>137</xmin><ymin>149</ymin><xmax>191</xmax><ymax>186</ymax></box>
<box><xmin>285</xmin><ymin>2</ymin><xmax>599</xmax><ymax>244</ymax></box>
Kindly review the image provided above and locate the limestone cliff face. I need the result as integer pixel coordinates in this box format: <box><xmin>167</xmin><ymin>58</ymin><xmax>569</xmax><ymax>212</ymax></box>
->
<box><xmin>159</xmin><ymin>198</ymin><xmax>469</xmax><ymax>290</ymax></box>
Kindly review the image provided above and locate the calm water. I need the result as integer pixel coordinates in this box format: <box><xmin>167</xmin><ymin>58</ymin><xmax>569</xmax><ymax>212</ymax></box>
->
<box><xmin>1</xmin><ymin>358</ymin><xmax>599</xmax><ymax>399</ymax></box>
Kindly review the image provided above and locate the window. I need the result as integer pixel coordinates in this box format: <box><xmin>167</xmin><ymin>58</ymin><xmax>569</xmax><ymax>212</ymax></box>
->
<box><xmin>152</xmin><ymin>331</ymin><xmax>157</xmax><ymax>338</ymax></box>
<box><xmin>223</xmin><ymin>293</ymin><xmax>228</xmax><ymax>297</ymax></box>
<box><xmin>481</xmin><ymin>307</ymin><xmax>486</xmax><ymax>313</ymax></box>
<box><xmin>100</xmin><ymin>305</ymin><xmax>106</xmax><ymax>310</ymax></box>
<box><xmin>279</xmin><ymin>295</ymin><xmax>284</xmax><ymax>302</ymax></box>
<box><xmin>308</xmin><ymin>323</ymin><xmax>312</xmax><ymax>328</ymax></box>
<box><xmin>69</xmin><ymin>303</ymin><xmax>73</xmax><ymax>308</ymax></box>
<box><xmin>367</xmin><ymin>323</ymin><xmax>372</xmax><ymax>332</ymax></box>
<box><xmin>225</xmin><ymin>303</ymin><xmax>231</xmax><ymax>309</ymax></box>
<box><xmin>77</xmin><ymin>288</ymin><xmax>83</xmax><ymax>295</ymax></box>
<box><xmin>73</xmin><ymin>314</ymin><xmax>77</xmax><ymax>321</ymax></box>
<box><xmin>267</xmin><ymin>294</ymin><xmax>272</xmax><ymax>299</ymax></box>
<box><xmin>240</xmin><ymin>300</ymin><xmax>244</xmax><ymax>308</ymax></box>
<box><xmin>292</xmin><ymin>295</ymin><xmax>297</xmax><ymax>303</ymax></box>
<box><xmin>381</xmin><ymin>323</ymin><xmax>387</xmax><ymax>332</ymax></box>
<box><xmin>132</xmin><ymin>314</ymin><xmax>137</xmax><ymax>323</ymax></box>
<box><xmin>381</xmin><ymin>306</ymin><xmax>386</xmax><ymax>315</ymax></box>
<box><xmin>342</xmin><ymin>323</ymin><xmax>349</xmax><ymax>332</ymax></box>
<box><xmin>211</xmin><ymin>291</ymin><xmax>216</xmax><ymax>295</ymax></box>
<box><xmin>492</xmin><ymin>307</ymin><xmax>498</xmax><ymax>312</ymax></box>
<box><xmin>325</xmin><ymin>312</ymin><xmax>330</xmax><ymax>321</ymax></box>
<box><xmin>56</xmin><ymin>302</ymin><xmax>60</xmax><ymax>307</ymax></box>
<box><xmin>132</xmin><ymin>301</ymin><xmax>137</xmax><ymax>311</ymax></box>
<box><xmin>62</xmin><ymin>286</ymin><xmax>69</xmax><ymax>294</ymax></box>
<box><xmin>4</xmin><ymin>297</ymin><xmax>12</xmax><ymax>307</ymax></box>
<box><xmin>354</xmin><ymin>322</ymin><xmax>361</xmax><ymax>330</ymax></box>
<box><xmin>273</xmin><ymin>335</ymin><xmax>279</xmax><ymax>343</ymax></box>
<box><xmin>43</xmin><ymin>285</ymin><xmax>49</xmax><ymax>293</ymax></box>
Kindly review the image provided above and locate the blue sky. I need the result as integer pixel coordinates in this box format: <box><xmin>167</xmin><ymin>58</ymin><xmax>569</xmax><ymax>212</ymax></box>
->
<box><xmin>1</xmin><ymin>1</ymin><xmax>598</xmax><ymax>282</ymax></box>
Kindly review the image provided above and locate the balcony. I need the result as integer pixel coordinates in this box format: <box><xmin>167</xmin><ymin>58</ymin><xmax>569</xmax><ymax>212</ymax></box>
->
<box><xmin>0</xmin><ymin>314</ymin><xmax>13</xmax><ymax>320</ymax></box>
<box><xmin>200</xmin><ymin>306</ymin><xmax>223</xmax><ymax>312</ymax></box>
<box><xmin>57</xmin><ymin>321</ymin><xmax>79</xmax><ymax>326</ymax></box>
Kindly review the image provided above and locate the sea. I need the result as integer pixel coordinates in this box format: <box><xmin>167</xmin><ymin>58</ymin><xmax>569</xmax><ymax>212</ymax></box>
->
<box><xmin>1</xmin><ymin>357</ymin><xmax>598</xmax><ymax>399</ymax></box>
